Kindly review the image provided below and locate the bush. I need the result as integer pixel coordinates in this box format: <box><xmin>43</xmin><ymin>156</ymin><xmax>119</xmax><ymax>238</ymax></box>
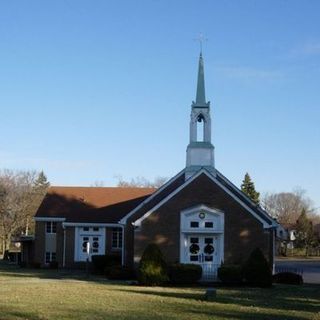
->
<box><xmin>49</xmin><ymin>261</ymin><xmax>58</xmax><ymax>269</ymax></box>
<box><xmin>273</xmin><ymin>272</ymin><xmax>303</xmax><ymax>285</ymax></box>
<box><xmin>243</xmin><ymin>248</ymin><xmax>272</xmax><ymax>287</ymax></box>
<box><xmin>92</xmin><ymin>254</ymin><xmax>121</xmax><ymax>275</ymax></box>
<box><xmin>31</xmin><ymin>262</ymin><xmax>41</xmax><ymax>269</ymax></box>
<box><xmin>218</xmin><ymin>264</ymin><xmax>243</xmax><ymax>284</ymax></box>
<box><xmin>138</xmin><ymin>244</ymin><xmax>168</xmax><ymax>286</ymax></box>
<box><xmin>108</xmin><ymin>266</ymin><xmax>135</xmax><ymax>280</ymax></box>
<box><xmin>168</xmin><ymin>263</ymin><xmax>202</xmax><ymax>284</ymax></box>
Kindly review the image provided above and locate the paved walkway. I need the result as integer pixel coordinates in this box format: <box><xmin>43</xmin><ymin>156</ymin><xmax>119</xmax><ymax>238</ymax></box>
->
<box><xmin>275</xmin><ymin>258</ymin><xmax>320</xmax><ymax>284</ymax></box>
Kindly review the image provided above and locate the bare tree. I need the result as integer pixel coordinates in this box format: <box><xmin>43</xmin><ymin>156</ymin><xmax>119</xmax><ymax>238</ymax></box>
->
<box><xmin>0</xmin><ymin>170</ymin><xmax>49</xmax><ymax>255</ymax></box>
<box><xmin>262</xmin><ymin>188</ymin><xmax>315</xmax><ymax>225</ymax></box>
<box><xmin>91</xmin><ymin>180</ymin><xmax>105</xmax><ymax>187</ymax></box>
<box><xmin>116</xmin><ymin>176</ymin><xmax>168</xmax><ymax>188</ymax></box>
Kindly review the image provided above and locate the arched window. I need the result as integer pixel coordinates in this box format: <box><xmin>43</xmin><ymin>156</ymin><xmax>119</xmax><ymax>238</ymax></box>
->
<box><xmin>196</xmin><ymin>114</ymin><xmax>205</xmax><ymax>142</ymax></box>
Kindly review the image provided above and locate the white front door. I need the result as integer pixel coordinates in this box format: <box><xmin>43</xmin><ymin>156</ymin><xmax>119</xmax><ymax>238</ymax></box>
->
<box><xmin>187</xmin><ymin>234</ymin><xmax>219</xmax><ymax>281</ymax></box>
<box><xmin>78</xmin><ymin>235</ymin><xmax>103</xmax><ymax>261</ymax></box>
<box><xmin>75</xmin><ymin>226</ymin><xmax>105</xmax><ymax>262</ymax></box>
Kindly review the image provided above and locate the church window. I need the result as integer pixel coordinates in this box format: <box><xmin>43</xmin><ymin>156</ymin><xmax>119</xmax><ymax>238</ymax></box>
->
<box><xmin>189</xmin><ymin>243</ymin><xmax>200</xmax><ymax>254</ymax></box>
<box><xmin>112</xmin><ymin>228</ymin><xmax>123</xmax><ymax>249</ymax></box>
<box><xmin>204</xmin><ymin>244</ymin><xmax>214</xmax><ymax>255</ymax></box>
<box><xmin>45</xmin><ymin>251</ymin><xmax>56</xmax><ymax>264</ymax></box>
<box><xmin>46</xmin><ymin>221</ymin><xmax>57</xmax><ymax>234</ymax></box>
<box><xmin>190</xmin><ymin>221</ymin><xmax>199</xmax><ymax>228</ymax></box>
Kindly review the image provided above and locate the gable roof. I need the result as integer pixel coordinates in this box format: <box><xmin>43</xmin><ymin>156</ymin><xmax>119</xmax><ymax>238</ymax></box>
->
<box><xmin>131</xmin><ymin>169</ymin><xmax>277</xmax><ymax>228</ymax></box>
<box><xmin>35</xmin><ymin>186</ymin><xmax>156</xmax><ymax>223</ymax></box>
<box><xmin>119</xmin><ymin>169</ymin><xmax>186</xmax><ymax>224</ymax></box>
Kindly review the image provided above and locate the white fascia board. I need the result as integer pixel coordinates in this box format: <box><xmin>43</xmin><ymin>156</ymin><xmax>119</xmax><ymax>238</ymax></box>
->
<box><xmin>34</xmin><ymin>217</ymin><xmax>66</xmax><ymax>222</ymax></box>
<box><xmin>119</xmin><ymin>169</ymin><xmax>185</xmax><ymax>224</ymax></box>
<box><xmin>62</xmin><ymin>222</ymin><xmax>121</xmax><ymax>228</ymax></box>
<box><xmin>181</xmin><ymin>204</ymin><xmax>224</xmax><ymax>216</ymax></box>
<box><xmin>134</xmin><ymin>169</ymin><xmax>272</xmax><ymax>228</ymax></box>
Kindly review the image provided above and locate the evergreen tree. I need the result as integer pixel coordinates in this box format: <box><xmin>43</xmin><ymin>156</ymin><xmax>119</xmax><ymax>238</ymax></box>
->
<box><xmin>34</xmin><ymin>171</ymin><xmax>50</xmax><ymax>189</ymax></box>
<box><xmin>295</xmin><ymin>208</ymin><xmax>314</xmax><ymax>254</ymax></box>
<box><xmin>241</xmin><ymin>173</ymin><xmax>260</xmax><ymax>205</ymax></box>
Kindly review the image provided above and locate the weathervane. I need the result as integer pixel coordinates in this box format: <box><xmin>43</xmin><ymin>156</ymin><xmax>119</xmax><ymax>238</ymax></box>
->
<box><xmin>194</xmin><ymin>33</ymin><xmax>208</xmax><ymax>54</ymax></box>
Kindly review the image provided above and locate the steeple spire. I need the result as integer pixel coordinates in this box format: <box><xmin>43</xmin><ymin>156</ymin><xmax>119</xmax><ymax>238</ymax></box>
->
<box><xmin>195</xmin><ymin>53</ymin><xmax>206</xmax><ymax>105</ymax></box>
<box><xmin>186</xmin><ymin>52</ymin><xmax>215</xmax><ymax>180</ymax></box>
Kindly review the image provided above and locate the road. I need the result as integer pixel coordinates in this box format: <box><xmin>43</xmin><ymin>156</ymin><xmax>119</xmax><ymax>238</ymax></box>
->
<box><xmin>275</xmin><ymin>259</ymin><xmax>320</xmax><ymax>284</ymax></box>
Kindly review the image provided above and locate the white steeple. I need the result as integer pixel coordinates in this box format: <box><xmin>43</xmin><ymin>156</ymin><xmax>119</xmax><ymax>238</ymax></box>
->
<box><xmin>185</xmin><ymin>53</ymin><xmax>215</xmax><ymax>180</ymax></box>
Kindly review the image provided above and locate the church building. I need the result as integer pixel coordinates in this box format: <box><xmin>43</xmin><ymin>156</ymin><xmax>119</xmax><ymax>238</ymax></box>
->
<box><xmin>31</xmin><ymin>53</ymin><xmax>277</xmax><ymax>280</ymax></box>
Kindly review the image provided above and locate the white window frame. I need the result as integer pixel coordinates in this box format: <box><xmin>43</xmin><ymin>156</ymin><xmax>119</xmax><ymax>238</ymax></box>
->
<box><xmin>46</xmin><ymin>221</ymin><xmax>57</xmax><ymax>234</ymax></box>
<box><xmin>45</xmin><ymin>251</ymin><xmax>56</xmax><ymax>264</ymax></box>
<box><xmin>112</xmin><ymin>228</ymin><xmax>123</xmax><ymax>250</ymax></box>
<box><xmin>74</xmin><ymin>226</ymin><xmax>105</xmax><ymax>262</ymax></box>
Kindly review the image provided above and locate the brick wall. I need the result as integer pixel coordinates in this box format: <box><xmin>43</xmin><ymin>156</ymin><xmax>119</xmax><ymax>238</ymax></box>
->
<box><xmin>132</xmin><ymin>173</ymin><xmax>272</xmax><ymax>266</ymax></box>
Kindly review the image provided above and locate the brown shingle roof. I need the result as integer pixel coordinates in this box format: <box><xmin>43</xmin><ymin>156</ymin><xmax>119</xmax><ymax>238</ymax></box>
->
<box><xmin>35</xmin><ymin>186</ymin><xmax>156</xmax><ymax>223</ymax></box>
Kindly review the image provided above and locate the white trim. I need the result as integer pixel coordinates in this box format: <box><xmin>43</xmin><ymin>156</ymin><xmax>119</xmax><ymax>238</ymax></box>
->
<box><xmin>121</xmin><ymin>225</ymin><xmax>125</xmax><ymax>266</ymax></box>
<box><xmin>119</xmin><ymin>169</ymin><xmax>185</xmax><ymax>224</ymax></box>
<box><xmin>179</xmin><ymin>205</ymin><xmax>224</xmax><ymax>280</ymax></box>
<box><xmin>74</xmin><ymin>226</ymin><xmax>106</xmax><ymax>262</ymax></box>
<box><xmin>216</xmin><ymin>171</ymin><xmax>277</xmax><ymax>227</ymax></box>
<box><xmin>134</xmin><ymin>169</ymin><xmax>272</xmax><ymax>228</ymax></box>
<box><xmin>63</xmin><ymin>222</ymin><xmax>120</xmax><ymax>228</ymax></box>
<box><xmin>34</xmin><ymin>217</ymin><xmax>66</xmax><ymax>222</ymax></box>
<box><xmin>63</xmin><ymin>229</ymin><xmax>66</xmax><ymax>268</ymax></box>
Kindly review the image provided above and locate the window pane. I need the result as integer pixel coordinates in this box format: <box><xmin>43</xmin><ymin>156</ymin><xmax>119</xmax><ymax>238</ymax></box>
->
<box><xmin>190</xmin><ymin>255</ymin><xmax>198</xmax><ymax>261</ymax></box>
<box><xmin>190</xmin><ymin>237</ymin><xmax>199</xmax><ymax>243</ymax></box>
<box><xmin>93</xmin><ymin>227</ymin><xmax>99</xmax><ymax>232</ymax></box>
<box><xmin>46</xmin><ymin>222</ymin><xmax>51</xmax><ymax>233</ymax></box>
<box><xmin>51</xmin><ymin>252</ymin><xmax>56</xmax><ymax>261</ymax></box>
<box><xmin>205</xmin><ymin>222</ymin><xmax>213</xmax><ymax>228</ymax></box>
<box><xmin>52</xmin><ymin>222</ymin><xmax>57</xmax><ymax>233</ymax></box>
<box><xmin>190</xmin><ymin>221</ymin><xmax>199</xmax><ymax>228</ymax></box>
<box><xmin>83</xmin><ymin>227</ymin><xmax>89</xmax><ymax>231</ymax></box>
<box><xmin>112</xmin><ymin>228</ymin><xmax>122</xmax><ymax>249</ymax></box>
<box><xmin>45</xmin><ymin>252</ymin><xmax>50</xmax><ymax>263</ymax></box>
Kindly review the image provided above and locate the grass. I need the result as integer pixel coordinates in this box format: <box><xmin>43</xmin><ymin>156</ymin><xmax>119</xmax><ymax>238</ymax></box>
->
<box><xmin>0</xmin><ymin>264</ymin><xmax>319</xmax><ymax>320</ymax></box>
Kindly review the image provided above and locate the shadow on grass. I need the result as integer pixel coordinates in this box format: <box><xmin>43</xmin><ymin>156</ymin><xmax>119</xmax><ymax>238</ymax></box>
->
<box><xmin>0</xmin><ymin>261</ymin><xmax>103</xmax><ymax>282</ymax></box>
<box><xmin>0</xmin><ymin>307</ymin><xmax>44</xmax><ymax>320</ymax></box>
<box><xmin>186</xmin><ymin>308</ymin><xmax>308</xmax><ymax>320</ymax></box>
<box><xmin>116</xmin><ymin>284</ymin><xmax>320</xmax><ymax>315</ymax></box>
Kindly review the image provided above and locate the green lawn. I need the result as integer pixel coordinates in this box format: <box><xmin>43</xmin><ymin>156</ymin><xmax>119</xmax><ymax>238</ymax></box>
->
<box><xmin>0</xmin><ymin>265</ymin><xmax>319</xmax><ymax>320</ymax></box>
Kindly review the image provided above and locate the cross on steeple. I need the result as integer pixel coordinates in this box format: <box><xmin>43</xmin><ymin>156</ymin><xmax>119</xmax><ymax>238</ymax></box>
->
<box><xmin>194</xmin><ymin>33</ymin><xmax>208</xmax><ymax>54</ymax></box>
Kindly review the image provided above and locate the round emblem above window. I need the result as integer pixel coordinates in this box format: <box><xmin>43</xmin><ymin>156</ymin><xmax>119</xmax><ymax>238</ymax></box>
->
<box><xmin>199</xmin><ymin>212</ymin><xmax>206</xmax><ymax>219</ymax></box>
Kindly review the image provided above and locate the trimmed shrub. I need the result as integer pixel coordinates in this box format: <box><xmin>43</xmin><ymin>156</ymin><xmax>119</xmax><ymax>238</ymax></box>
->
<box><xmin>217</xmin><ymin>264</ymin><xmax>243</xmax><ymax>285</ymax></box>
<box><xmin>31</xmin><ymin>262</ymin><xmax>41</xmax><ymax>269</ymax></box>
<box><xmin>273</xmin><ymin>272</ymin><xmax>303</xmax><ymax>285</ymax></box>
<box><xmin>49</xmin><ymin>261</ymin><xmax>59</xmax><ymax>269</ymax></box>
<box><xmin>243</xmin><ymin>248</ymin><xmax>272</xmax><ymax>287</ymax></box>
<box><xmin>138</xmin><ymin>244</ymin><xmax>168</xmax><ymax>286</ymax></box>
<box><xmin>168</xmin><ymin>263</ymin><xmax>202</xmax><ymax>284</ymax></box>
<box><xmin>108</xmin><ymin>266</ymin><xmax>135</xmax><ymax>280</ymax></box>
<box><xmin>92</xmin><ymin>254</ymin><xmax>121</xmax><ymax>275</ymax></box>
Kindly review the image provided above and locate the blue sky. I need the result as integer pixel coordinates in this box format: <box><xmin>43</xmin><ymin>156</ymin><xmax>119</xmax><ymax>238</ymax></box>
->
<box><xmin>0</xmin><ymin>1</ymin><xmax>319</xmax><ymax>209</ymax></box>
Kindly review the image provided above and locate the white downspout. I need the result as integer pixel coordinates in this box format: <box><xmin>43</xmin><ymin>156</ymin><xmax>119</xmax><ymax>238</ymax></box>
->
<box><xmin>63</xmin><ymin>227</ymin><xmax>66</xmax><ymax>268</ymax></box>
<box><xmin>120</xmin><ymin>224</ymin><xmax>125</xmax><ymax>266</ymax></box>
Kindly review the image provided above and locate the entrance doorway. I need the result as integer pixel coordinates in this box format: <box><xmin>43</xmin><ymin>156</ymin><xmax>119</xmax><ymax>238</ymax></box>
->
<box><xmin>187</xmin><ymin>234</ymin><xmax>219</xmax><ymax>281</ymax></box>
